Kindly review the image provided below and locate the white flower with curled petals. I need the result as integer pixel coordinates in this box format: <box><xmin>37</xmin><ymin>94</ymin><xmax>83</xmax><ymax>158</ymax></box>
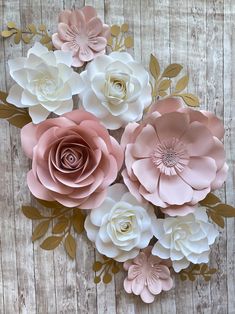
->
<box><xmin>79</xmin><ymin>52</ymin><xmax>152</xmax><ymax>129</ymax></box>
<box><xmin>7</xmin><ymin>42</ymin><xmax>84</xmax><ymax>124</ymax></box>
<box><xmin>152</xmin><ymin>208</ymin><xmax>219</xmax><ymax>272</ymax></box>
<box><xmin>85</xmin><ymin>183</ymin><xmax>157</xmax><ymax>262</ymax></box>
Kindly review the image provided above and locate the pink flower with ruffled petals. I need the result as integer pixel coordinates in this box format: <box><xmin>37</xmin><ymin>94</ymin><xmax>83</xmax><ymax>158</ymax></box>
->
<box><xmin>52</xmin><ymin>6</ymin><xmax>110</xmax><ymax>67</ymax></box>
<box><xmin>123</xmin><ymin>246</ymin><xmax>173</xmax><ymax>303</ymax></box>
<box><xmin>121</xmin><ymin>97</ymin><xmax>228</xmax><ymax>216</ymax></box>
<box><xmin>21</xmin><ymin>109</ymin><xmax>123</xmax><ymax>208</ymax></box>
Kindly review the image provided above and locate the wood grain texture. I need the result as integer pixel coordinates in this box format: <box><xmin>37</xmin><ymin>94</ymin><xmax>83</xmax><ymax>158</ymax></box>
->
<box><xmin>0</xmin><ymin>0</ymin><xmax>235</xmax><ymax>313</ymax></box>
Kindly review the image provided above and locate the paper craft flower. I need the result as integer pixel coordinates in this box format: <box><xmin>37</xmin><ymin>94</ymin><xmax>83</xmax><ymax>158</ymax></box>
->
<box><xmin>79</xmin><ymin>52</ymin><xmax>152</xmax><ymax>129</ymax></box>
<box><xmin>121</xmin><ymin>97</ymin><xmax>228</xmax><ymax>212</ymax></box>
<box><xmin>21</xmin><ymin>110</ymin><xmax>123</xmax><ymax>208</ymax></box>
<box><xmin>52</xmin><ymin>6</ymin><xmax>110</xmax><ymax>67</ymax></box>
<box><xmin>7</xmin><ymin>43</ymin><xmax>84</xmax><ymax>124</ymax></box>
<box><xmin>85</xmin><ymin>184</ymin><xmax>156</xmax><ymax>261</ymax></box>
<box><xmin>152</xmin><ymin>208</ymin><xmax>219</xmax><ymax>272</ymax></box>
<box><xmin>123</xmin><ymin>246</ymin><xmax>173</xmax><ymax>303</ymax></box>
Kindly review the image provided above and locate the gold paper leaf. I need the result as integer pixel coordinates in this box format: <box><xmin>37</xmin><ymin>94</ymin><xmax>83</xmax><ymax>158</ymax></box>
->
<box><xmin>158</xmin><ymin>79</ymin><xmax>171</xmax><ymax>91</ymax></box>
<box><xmin>7</xmin><ymin>21</ymin><xmax>16</xmax><ymax>29</ymax></box>
<box><xmin>162</xmin><ymin>63</ymin><xmax>183</xmax><ymax>78</ymax></box>
<box><xmin>107</xmin><ymin>36</ymin><xmax>113</xmax><ymax>46</ymax></box>
<box><xmin>124</xmin><ymin>36</ymin><xmax>133</xmax><ymax>48</ymax></box>
<box><xmin>103</xmin><ymin>273</ymin><xmax>112</xmax><ymax>284</ymax></box>
<box><xmin>40</xmin><ymin>236</ymin><xmax>63</xmax><ymax>250</ymax></box>
<box><xmin>22</xmin><ymin>34</ymin><xmax>31</xmax><ymax>44</ymax></box>
<box><xmin>93</xmin><ymin>261</ymin><xmax>102</xmax><ymax>271</ymax></box>
<box><xmin>92</xmin><ymin>256</ymin><xmax>121</xmax><ymax>285</ymax></box>
<box><xmin>64</xmin><ymin>234</ymin><xmax>76</xmax><ymax>259</ymax></box>
<box><xmin>121</xmin><ymin>23</ymin><xmax>129</xmax><ymax>32</ymax></box>
<box><xmin>179</xmin><ymin>263</ymin><xmax>217</xmax><ymax>282</ymax></box>
<box><xmin>150</xmin><ymin>54</ymin><xmax>160</xmax><ymax>80</ymax></box>
<box><xmin>200</xmin><ymin>193</ymin><xmax>221</xmax><ymax>206</ymax></box>
<box><xmin>40</xmin><ymin>34</ymin><xmax>51</xmax><ymax>45</ymax></box>
<box><xmin>94</xmin><ymin>276</ymin><xmax>101</xmax><ymax>284</ymax></box>
<box><xmin>179</xmin><ymin>93</ymin><xmax>199</xmax><ymax>107</ymax></box>
<box><xmin>175</xmin><ymin>75</ymin><xmax>189</xmax><ymax>92</ymax></box>
<box><xmin>14</xmin><ymin>31</ymin><xmax>22</xmax><ymax>44</ymax></box>
<box><xmin>159</xmin><ymin>91</ymin><xmax>167</xmax><ymax>97</ymax></box>
<box><xmin>0</xmin><ymin>100</ymin><xmax>32</xmax><ymax>128</ymax></box>
<box><xmin>213</xmin><ymin>204</ymin><xmax>235</xmax><ymax>217</ymax></box>
<box><xmin>28</xmin><ymin>24</ymin><xmax>36</xmax><ymax>34</ymax></box>
<box><xmin>1</xmin><ymin>29</ymin><xmax>16</xmax><ymax>37</ymax></box>
<box><xmin>52</xmin><ymin>218</ymin><xmax>69</xmax><ymax>234</ymax></box>
<box><xmin>111</xmin><ymin>25</ymin><xmax>120</xmax><ymax>37</ymax></box>
<box><xmin>32</xmin><ymin>220</ymin><xmax>50</xmax><ymax>242</ymax></box>
<box><xmin>36</xmin><ymin>198</ymin><xmax>64</xmax><ymax>210</ymax></box>
<box><xmin>22</xmin><ymin>206</ymin><xmax>44</xmax><ymax>219</ymax></box>
<box><xmin>210</xmin><ymin>212</ymin><xmax>225</xmax><ymax>228</ymax></box>
<box><xmin>111</xmin><ymin>265</ymin><xmax>120</xmax><ymax>274</ymax></box>
<box><xmin>38</xmin><ymin>24</ymin><xmax>46</xmax><ymax>32</ymax></box>
<box><xmin>72</xmin><ymin>210</ymin><xmax>85</xmax><ymax>234</ymax></box>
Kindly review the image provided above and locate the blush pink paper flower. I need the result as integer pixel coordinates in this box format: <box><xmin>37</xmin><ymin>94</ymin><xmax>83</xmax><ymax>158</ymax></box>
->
<box><xmin>52</xmin><ymin>6</ymin><xmax>110</xmax><ymax>67</ymax></box>
<box><xmin>121</xmin><ymin>98</ymin><xmax>228</xmax><ymax>215</ymax></box>
<box><xmin>21</xmin><ymin>109</ymin><xmax>123</xmax><ymax>208</ymax></box>
<box><xmin>123</xmin><ymin>246</ymin><xmax>173</xmax><ymax>303</ymax></box>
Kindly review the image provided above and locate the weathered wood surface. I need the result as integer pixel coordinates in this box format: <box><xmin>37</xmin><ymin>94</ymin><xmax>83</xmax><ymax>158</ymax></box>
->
<box><xmin>0</xmin><ymin>0</ymin><xmax>235</xmax><ymax>313</ymax></box>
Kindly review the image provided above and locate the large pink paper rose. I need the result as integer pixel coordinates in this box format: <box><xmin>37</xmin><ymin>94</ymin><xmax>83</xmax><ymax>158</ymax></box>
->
<box><xmin>121</xmin><ymin>98</ymin><xmax>228</xmax><ymax>214</ymax></box>
<box><xmin>123</xmin><ymin>246</ymin><xmax>173</xmax><ymax>303</ymax></box>
<box><xmin>21</xmin><ymin>109</ymin><xmax>123</xmax><ymax>208</ymax></box>
<box><xmin>52</xmin><ymin>6</ymin><xmax>110</xmax><ymax>67</ymax></box>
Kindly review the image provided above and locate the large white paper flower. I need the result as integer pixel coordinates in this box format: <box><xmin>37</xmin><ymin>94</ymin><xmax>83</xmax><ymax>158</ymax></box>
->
<box><xmin>152</xmin><ymin>208</ymin><xmax>219</xmax><ymax>272</ymax></box>
<box><xmin>7</xmin><ymin>43</ymin><xmax>84</xmax><ymax>123</ymax></box>
<box><xmin>79</xmin><ymin>52</ymin><xmax>152</xmax><ymax>129</ymax></box>
<box><xmin>85</xmin><ymin>183</ymin><xmax>156</xmax><ymax>262</ymax></box>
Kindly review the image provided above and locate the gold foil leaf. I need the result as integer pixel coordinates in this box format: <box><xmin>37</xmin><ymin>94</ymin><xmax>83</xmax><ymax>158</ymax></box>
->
<box><xmin>40</xmin><ymin>236</ymin><xmax>63</xmax><ymax>250</ymax></box>
<box><xmin>162</xmin><ymin>63</ymin><xmax>183</xmax><ymax>78</ymax></box>
<box><xmin>93</xmin><ymin>256</ymin><xmax>121</xmax><ymax>285</ymax></box>
<box><xmin>107</xmin><ymin>24</ymin><xmax>134</xmax><ymax>52</ymax></box>
<box><xmin>175</xmin><ymin>75</ymin><xmax>189</xmax><ymax>92</ymax></box>
<box><xmin>179</xmin><ymin>93</ymin><xmax>199</xmax><ymax>107</ymax></box>
<box><xmin>110</xmin><ymin>25</ymin><xmax>121</xmax><ymax>37</ymax></box>
<box><xmin>200</xmin><ymin>193</ymin><xmax>221</xmax><ymax>206</ymax></box>
<box><xmin>179</xmin><ymin>263</ymin><xmax>217</xmax><ymax>282</ymax></box>
<box><xmin>7</xmin><ymin>21</ymin><xmax>16</xmax><ymax>29</ymax></box>
<box><xmin>32</xmin><ymin>220</ymin><xmax>50</xmax><ymax>242</ymax></box>
<box><xmin>64</xmin><ymin>234</ymin><xmax>76</xmax><ymax>259</ymax></box>
<box><xmin>158</xmin><ymin>79</ymin><xmax>171</xmax><ymax>91</ymax></box>
<box><xmin>52</xmin><ymin>218</ymin><xmax>69</xmax><ymax>234</ymax></box>
<box><xmin>1</xmin><ymin>29</ymin><xmax>16</xmax><ymax>37</ymax></box>
<box><xmin>124</xmin><ymin>36</ymin><xmax>133</xmax><ymax>48</ymax></box>
<box><xmin>209</xmin><ymin>213</ymin><xmax>225</xmax><ymax>228</ymax></box>
<box><xmin>36</xmin><ymin>198</ymin><xmax>64</xmax><ymax>209</ymax></box>
<box><xmin>150</xmin><ymin>54</ymin><xmax>160</xmax><ymax>80</ymax></box>
<box><xmin>121</xmin><ymin>23</ymin><xmax>129</xmax><ymax>32</ymax></box>
<box><xmin>72</xmin><ymin>210</ymin><xmax>85</xmax><ymax>234</ymax></box>
<box><xmin>22</xmin><ymin>206</ymin><xmax>44</xmax><ymax>219</ymax></box>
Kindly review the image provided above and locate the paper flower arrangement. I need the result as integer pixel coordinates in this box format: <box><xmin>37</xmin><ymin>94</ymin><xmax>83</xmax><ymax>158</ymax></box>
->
<box><xmin>1</xmin><ymin>5</ymin><xmax>235</xmax><ymax>304</ymax></box>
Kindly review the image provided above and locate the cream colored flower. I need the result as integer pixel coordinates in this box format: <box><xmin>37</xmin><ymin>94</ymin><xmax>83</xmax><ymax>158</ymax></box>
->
<box><xmin>79</xmin><ymin>52</ymin><xmax>152</xmax><ymax>130</ymax></box>
<box><xmin>85</xmin><ymin>183</ymin><xmax>156</xmax><ymax>262</ymax></box>
<box><xmin>152</xmin><ymin>208</ymin><xmax>219</xmax><ymax>272</ymax></box>
<box><xmin>7</xmin><ymin>43</ymin><xmax>84</xmax><ymax>124</ymax></box>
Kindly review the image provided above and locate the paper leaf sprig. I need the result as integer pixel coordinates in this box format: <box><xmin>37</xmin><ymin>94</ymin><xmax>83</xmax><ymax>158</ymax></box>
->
<box><xmin>107</xmin><ymin>24</ymin><xmax>134</xmax><ymax>52</ymax></box>
<box><xmin>1</xmin><ymin>22</ymin><xmax>52</xmax><ymax>50</ymax></box>
<box><xmin>0</xmin><ymin>91</ymin><xmax>32</xmax><ymax>128</ymax></box>
<box><xmin>179</xmin><ymin>264</ymin><xmax>217</xmax><ymax>282</ymax></box>
<box><xmin>93</xmin><ymin>255</ymin><xmax>121</xmax><ymax>284</ymax></box>
<box><xmin>22</xmin><ymin>200</ymin><xmax>86</xmax><ymax>259</ymax></box>
<box><xmin>149</xmin><ymin>54</ymin><xmax>199</xmax><ymax>107</ymax></box>
<box><xmin>200</xmin><ymin>193</ymin><xmax>235</xmax><ymax>228</ymax></box>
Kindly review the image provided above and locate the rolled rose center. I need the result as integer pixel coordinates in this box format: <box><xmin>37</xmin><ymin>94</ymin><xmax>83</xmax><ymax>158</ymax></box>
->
<box><xmin>105</xmin><ymin>72</ymin><xmax>130</xmax><ymax>105</ymax></box>
<box><xmin>151</xmin><ymin>138</ymin><xmax>189</xmax><ymax>176</ymax></box>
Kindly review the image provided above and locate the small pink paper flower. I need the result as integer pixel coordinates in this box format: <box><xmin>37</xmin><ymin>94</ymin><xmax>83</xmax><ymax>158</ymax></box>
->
<box><xmin>121</xmin><ymin>98</ymin><xmax>228</xmax><ymax>215</ymax></box>
<box><xmin>123</xmin><ymin>246</ymin><xmax>173</xmax><ymax>303</ymax></box>
<box><xmin>21</xmin><ymin>109</ymin><xmax>123</xmax><ymax>208</ymax></box>
<box><xmin>52</xmin><ymin>6</ymin><xmax>110</xmax><ymax>67</ymax></box>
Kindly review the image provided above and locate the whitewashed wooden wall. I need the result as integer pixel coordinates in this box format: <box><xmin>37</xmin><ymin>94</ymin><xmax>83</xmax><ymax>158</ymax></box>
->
<box><xmin>0</xmin><ymin>0</ymin><xmax>235</xmax><ymax>313</ymax></box>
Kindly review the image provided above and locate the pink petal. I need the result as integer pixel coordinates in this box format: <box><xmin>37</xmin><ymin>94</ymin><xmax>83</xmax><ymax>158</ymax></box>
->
<box><xmin>211</xmin><ymin>163</ymin><xmax>228</xmax><ymax>190</ymax></box>
<box><xmin>155</xmin><ymin>112</ymin><xmax>189</xmax><ymax>143</ymax></box>
<box><xmin>79</xmin><ymin>45</ymin><xmax>94</xmax><ymax>62</ymax></box>
<box><xmin>139</xmin><ymin>185</ymin><xmax>167</xmax><ymax>208</ymax></box>
<box><xmin>52</xmin><ymin>33</ymin><xmax>64</xmax><ymax>49</ymax></box>
<box><xmin>179</xmin><ymin>156</ymin><xmax>217</xmax><ymax>189</ymax></box>
<box><xmin>79</xmin><ymin>189</ymin><xmax>107</xmax><ymax>209</ymax></box>
<box><xmin>70</xmin><ymin>9</ymin><xmax>85</xmax><ymax>30</ymax></box>
<box><xmin>63</xmin><ymin>109</ymin><xmax>99</xmax><ymax>125</ymax></box>
<box><xmin>156</xmin><ymin>265</ymin><xmax>171</xmax><ymax>280</ymax></box>
<box><xmin>88</xmin><ymin>36</ymin><xmax>107</xmax><ymax>52</ymax></box>
<box><xmin>81</xmin><ymin>6</ymin><xmax>97</xmax><ymax>22</ymax></box>
<box><xmin>27</xmin><ymin>170</ymin><xmax>53</xmax><ymax>201</ymax></box>
<box><xmin>123</xmin><ymin>278</ymin><xmax>132</xmax><ymax>294</ymax></box>
<box><xmin>201</xmin><ymin>110</ymin><xmax>225</xmax><ymax>139</ymax></box>
<box><xmin>100</xmin><ymin>24</ymin><xmax>111</xmax><ymax>39</ymax></box>
<box><xmin>110</xmin><ymin>136</ymin><xmax>124</xmax><ymax>170</ymax></box>
<box><xmin>149</xmin><ymin>97</ymin><xmax>184</xmax><ymax>115</ymax></box>
<box><xmin>87</xmin><ymin>17</ymin><xmax>103</xmax><ymax>37</ymax></box>
<box><xmin>131</xmin><ymin>275</ymin><xmax>145</xmax><ymax>295</ymax></box>
<box><xmin>140</xmin><ymin>287</ymin><xmax>155</xmax><ymax>303</ymax></box>
<box><xmin>59</xmin><ymin>10</ymin><xmax>71</xmax><ymax>23</ymax></box>
<box><xmin>121</xmin><ymin>122</ymin><xmax>140</xmax><ymax>148</ymax></box>
<box><xmin>190</xmin><ymin>187</ymin><xmax>210</xmax><ymax>204</ymax></box>
<box><xmin>207</xmin><ymin>137</ymin><xmax>226</xmax><ymax>169</ymax></box>
<box><xmin>161</xmin><ymin>277</ymin><xmax>173</xmax><ymax>291</ymax></box>
<box><xmin>133</xmin><ymin>252</ymin><xmax>147</xmax><ymax>266</ymax></box>
<box><xmin>161</xmin><ymin>204</ymin><xmax>196</xmax><ymax>216</ymax></box>
<box><xmin>128</xmin><ymin>265</ymin><xmax>143</xmax><ymax>280</ymax></box>
<box><xmin>147</xmin><ymin>276</ymin><xmax>162</xmax><ymax>295</ymax></box>
<box><xmin>132</xmin><ymin>158</ymin><xmax>160</xmax><ymax>193</ymax></box>
<box><xmin>132</xmin><ymin>124</ymin><xmax>159</xmax><ymax>158</ymax></box>
<box><xmin>21</xmin><ymin>123</ymin><xmax>38</xmax><ymax>159</ymax></box>
<box><xmin>122</xmin><ymin>169</ymin><xmax>143</xmax><ymax>203</ymax></box>
<box><xmin>181</xmin><ymin>121</ymin><xmax>214</xmax><ymax>157</ymax></box>
<box><xmin>58</xmin><ymin>23</ymin><xmax>73</xmax><ymax>41</ymax></box>
<box><xmin>159</xmin><ymin>174</ymin><xmax>193</xmax><ymax>205</ymax></box>
<box><xmin>61</xmin><ymin>42</ymin><xmax>78</xmax><ymax>56</ymax></box>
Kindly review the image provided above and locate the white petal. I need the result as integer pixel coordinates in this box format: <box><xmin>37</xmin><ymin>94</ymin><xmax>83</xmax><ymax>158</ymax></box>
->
<box><xmin>89</xmin><ymin>198</ymin><xmax>115</xmax><ymax>226</ymax></box>
<box><xmin>87</xmin><ymin>55</ymin><xmax>113</xmax><ymax>80</ymax></box>
<box><xmin>54</xmin><ymin>50</ymin><xmax>73</xmax><ymax>67</ymax></box>
<box><xmin>100</xmin><ymin>113</ymin><xmax>124</xmax><ymax>130</ymax></box>
<box><xmin>82</xmin><ymin>89</ymin><xmax>109</xmax><ymax>118</ymax></box>
<box><xmin>8</xmin><ymin>57</ymin><xmax>26</xmax><ymax>74</ymax></box>
<box><xmin>95</xmin><ymin>236</ymin><xmax>120</xmax><ymax>258</ymax></box>
<box><xmin>84</xmin><ymin>215</ymin><xmax>98</xmax><ymax>242</ymax></box>
<box><xmin>11</xmin><ymin>69</ymin><xmax>28</xmax><ymax>88</ymax></box>
<box><xmin>172</xmin><ymin>258</ymin><xmax>190</xmax><ymax>273</ymax></box>
<box><xmin>67</xmin><ymin>71</ymin><xmax>85</xmax><ymax>94</ymax></box>
<box><xmin>6</xmin><ymin>84</ymin><xmax>25</xmax><ymax>107</ymax></box>
<box><xmin>109</xmin><ymin>51</ymin><xmax>134</xmax><ymax>63</ymax></box>
<box><xmin>152</xmin><ymin>242</ymin><xmax>170</xmax><ymax>259</ymax></box>
<box><xmin>53</xmin><ymin>99</ymin><xmax>73</xmax><ymax>115</ymax></box>
<box><xmin>21</xmin><ymin>90</ymin><xmax>39</xmax><ymax>106</ymax></box>
<box><xmin>40</xmin><ymin>51</ymin><xmax>56</xmax><ymax>66</ymax></box>
<box><xmin>107</xmin><ymin>183</ymin><xmax>128</xmax><ymax>202</ymax></box>
<box><xmin>152</xmin><ymin>219</ymin><xmax>165</xmax><ymax>239</ymax></box>
<box><xmin>27</xmin><ymin>42</ymin><xmax>48</xmax><ymax>57</ymax></box>
<box><xmin>28</xmin><ymin>104</ymin><xmax>50</xmax><ymax>124</ymax></box>
<box><xmin>127</xmin><ymin>61</ymin><xmax>149</xmax><ymax>87</ymax></box>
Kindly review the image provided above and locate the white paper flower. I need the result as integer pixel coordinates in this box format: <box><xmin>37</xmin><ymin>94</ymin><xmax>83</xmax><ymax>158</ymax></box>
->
<box><xmin>7</xmin><ymin>42</ymin><xmax>84</xmax><ymax>123</ymax></box>
<box><xmin>152</xmin><ymin>208</ymin><xmax>219</xmax><ymax>272</ymax></box>
<box><xmin>79</xmin><ymin>52</ymin><xmax>152</xmax><ymax>130</ymax></box>
<box><xmin>85</xmin><ymin>183</ymin><xmax>156</xmax><ymax>262</ymax></box>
